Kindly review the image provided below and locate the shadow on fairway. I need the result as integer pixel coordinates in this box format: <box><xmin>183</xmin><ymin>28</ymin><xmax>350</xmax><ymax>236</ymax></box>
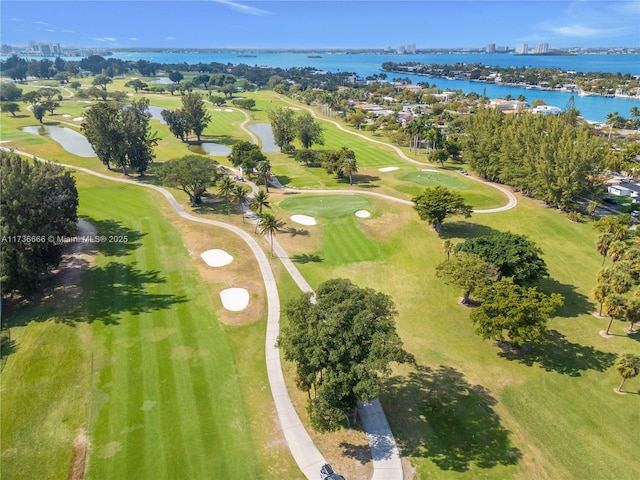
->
<box><xmin>383</xmin><ymin>364</ymin><xmax>521</xmax><ymax>472</ymax></box>
<box><xmin>291</xmin><ymin>253</ymin><xmax>323</xmax><ymax>264</ymax></box>
<box><xmin>285</xmin><ymin>226</ymin><xmax>310</xmax><ymax>237</ymax></box>
<box><xmin>497</xmin><ymin>329</ymin><xmax>616</xmax><ymax>376</ymax></box>
<box><xmin>538</xmin><ymin>277</ymin><xmax>591</xmax><ymax>317</ymax></box>
<box><xmin>81</xmin><ymin>217</ymin><xmax>146</xmax><ymax>257</ymax></box>
<box><xmin>82</xmin><ymin>262</ymin><xmax>187</xmax><ymax>325</ymax></box>
<box><xmin>440</xmin><ymin>222</ymin><xmax>496</xmax><ymax>240</ymax></box>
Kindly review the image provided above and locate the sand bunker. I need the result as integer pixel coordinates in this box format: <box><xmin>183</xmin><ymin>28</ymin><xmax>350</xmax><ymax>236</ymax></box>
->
<box><xmin>220</xmin><ymin>288</ymin><xmax>250</xmax><ymax>311</ymax></box>
<box><xmin>379</xmin><ymin>166</ymin><xmax>399</xmax><ymax>172</ymax></box>
<box><xmin>291</xmin><ymin>214</ymin><xmax>317</xmax><ymax>226</ymax></box>
<box><xmin>62</xmin><ymin>114</ymin><xmax>71</xmax><ymax>118</ymax></box>
<box><xmin>214</xmin><ymin>108</ymin><xmax>222</xmax><ymax>111</ymax></box>
<box><xmin>422</xmin><ymin>169</ymin><xmax>439</xmax><ymax>173</ymax></box>
<box><xmin>200</xmin><ymin>249</ymin><xmax>233</xmax><ymax>267</ymax></box>
<box><xmin>355</xmin><ymin>210</ymin><xmax>371</xmax><ymax>218</ymax></box>
<box><xmin>73</xmin><ymin>117</ymin><xmax>84</xmax><ymax>121</ymax></box>
<box><xmin>224</xmin><ymin>108</ymin><xmax>234</xmax><ymax>112</ymax></box>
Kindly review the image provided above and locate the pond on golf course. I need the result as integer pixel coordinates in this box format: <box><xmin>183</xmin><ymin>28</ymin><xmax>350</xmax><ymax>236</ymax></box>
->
<box><xmin>247</xmin><ymin>123</ymin><xmax>279</xmax><ymax>153</ymax></box>
<box><xmin>188</xmin><ymin>143</ymin><xmax>232</xmax><ymax>156</ymax></box>
<box><xmin>22</xmin><ymin>125</ymin><xmax>96</xmax><ymax>157</ymax></box>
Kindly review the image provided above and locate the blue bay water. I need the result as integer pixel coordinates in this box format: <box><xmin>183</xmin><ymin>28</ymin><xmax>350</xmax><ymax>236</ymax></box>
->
<box><xmin>15</xmin><ymin>51</ymin><xmax>640</xmax><ymax>123</ymax></box>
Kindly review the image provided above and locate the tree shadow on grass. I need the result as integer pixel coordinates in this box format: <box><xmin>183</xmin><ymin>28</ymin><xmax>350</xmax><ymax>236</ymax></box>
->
<box><xmin>285</xmin><ymin>226</ymin><xmax>310</xmax><ymax>237</ymax></box>
<box><xmin>339</xmin><ymin>441</ymin><xmax>372</xmax><ymax>465</ymax></box>
<box><xmin>497</xmin><ymin>329</ymin><xmax>616</xmax><ymax>376</ymax></box>
<box><xmin>383</xmin><ymin>364</ymin><xmax>521</xmax><ymax>472</ymax></box>
<box><xmin>80</xmin><ymin>262</ymin><xmax>188</xmax><ymax>325</ymax></box>
<box><xmin>537</xmin><ymin>277</ymin><xmax>592</xmax><ymax>317</ymax></box>
<box><xmin>80</xmin><ymin>217</ymin><xmax>146</xmax><ymax>257</ymax></box>
<box><xmin>439</xmin><ymin>221</ymin><xmax>497</xmax><ymax>240</ymax></box>
<box><xmin>291</xmin><ymin>253</ymin><xmax>324</xmax><ymax>264</ymax></box>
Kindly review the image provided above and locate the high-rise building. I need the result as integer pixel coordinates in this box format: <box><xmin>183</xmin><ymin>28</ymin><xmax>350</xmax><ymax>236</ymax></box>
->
<box><xmin>396</xmin><ymin>45</ymin><xmax>406</xmax><ymax>54</ymax></box>
<box><xmin>486</xmin><ymin>43</ymin><xmax>496</xmax><ymax>53</ymax></box>
<box><xmin>515</xmin><ymin>43</ymin><xmax>528</xmax><ymax>54</ymax></box>
<box><xmin>534</xmin><ymin>43</ymin><xmax>549</xmax><ymax>54</ymax></box>
<box><xmin>406</xmin><ymin>43</ymin><xmax>416</xmax><ymax>54</ymax></box>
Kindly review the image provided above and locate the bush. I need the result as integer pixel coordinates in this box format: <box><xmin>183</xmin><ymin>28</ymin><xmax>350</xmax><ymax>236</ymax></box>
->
<box><xmin>281</xmin><ymin>143</ymin><xmax>296</xmax><ymax>156</ymax></box>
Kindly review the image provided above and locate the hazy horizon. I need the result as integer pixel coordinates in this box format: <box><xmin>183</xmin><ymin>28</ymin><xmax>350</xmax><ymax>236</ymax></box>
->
<box><xmin>1</xmin><ymin>1</ymin><xmax>639</xmax><ymax>50</ymax></box>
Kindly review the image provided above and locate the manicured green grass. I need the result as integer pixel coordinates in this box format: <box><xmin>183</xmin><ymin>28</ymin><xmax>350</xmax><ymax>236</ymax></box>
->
<box><xmin>275</xmin><ymin>189</ymin><xmax>640</xmax><ymax>479</ymax></box>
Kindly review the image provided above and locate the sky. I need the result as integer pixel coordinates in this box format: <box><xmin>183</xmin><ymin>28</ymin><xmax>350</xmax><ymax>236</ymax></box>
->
<box><xmin>1</xmin><ymin>1</ymin><xmax>639</xmax><ymax>49</ymax></box>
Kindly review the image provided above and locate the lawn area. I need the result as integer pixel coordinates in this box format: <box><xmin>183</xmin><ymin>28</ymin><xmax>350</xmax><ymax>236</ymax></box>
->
<box><xmin>0</xmin><ymin>172</ymin><xmax>301</xmax><ymax>479</ymax></box>
<box><xmin>275</xmin><ymin>190</ymin><xmax>640</xmax><ymax>479</ymax></box>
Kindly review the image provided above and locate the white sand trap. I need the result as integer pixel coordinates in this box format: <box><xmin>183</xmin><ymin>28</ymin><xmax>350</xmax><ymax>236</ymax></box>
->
<box><xmin>379</xmin><ymin>166</ymin><xmax>399</xmax><ymax>172</ymax></box>
<box><xmin>422</xmin><ymin>169</ymin><xmax>439</xmax><ymax>173</ymax></box>
<box><xmin>200</xmin><ymin>249</ymin><xmax>233</xmax><ymax>267</ymax></box>
<box><xmin>224</xmin><ymin>108</ymin><xmax>234</xmax><ymax>112</ymax></box>
<box><xmin>62</xmin><ymin>114</ymin><xmax>71</xmax><ymax>118</ymax></box>
<box><xmin>215</xmin><ymin>108</ymin><xmax>222</xmax><ymax>111</ymax></box>
<box><xmin>291</xmin><ymin>214</ymin><xmax>317</xmax><ymax>226</ymax></box>
<box><xmin>73</xmin><ymin>116</ymin><xmax>84</xmax><ymax>121</ymax></box>
<box><xmin>355</xmin><ymin>210</ymin><xmax>371</xmax><ymax>218</ymax></box>
<box><xmin>220</xmin><ymin>288</ymin><xmax>250</xmax><ymax>311</ymax></box>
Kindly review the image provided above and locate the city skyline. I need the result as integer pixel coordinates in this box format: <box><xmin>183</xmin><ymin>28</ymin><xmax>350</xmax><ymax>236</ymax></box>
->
<box><xmin>1</xmin><ymin>1</ymin><xmax>639</xmax><ymax>50</ymax></box>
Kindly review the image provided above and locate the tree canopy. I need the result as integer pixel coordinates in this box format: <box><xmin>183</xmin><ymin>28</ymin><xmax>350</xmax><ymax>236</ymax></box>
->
<box><xmin>436</xmin><ymin>252</ymin><xmax>496</xmax><ymax>304</ymax></box>
<box><xmin>158</xmin><ymin>155</ymin><xmax>221</xmax><ymax>206</ymax></box>
<box><xmin>268</xmin><ymin>107</ymin><xmax>297</xmax><ymax>149</ymax></box>
<box><xmin>278</xmin><ymin>278</ymin><xmax>412</xmax><ymax>432</ymax></box>
<box><xmin>471</xmin><ymin>280</ymin><xmax>563</xmax><ymax>349</ymax></box>
<box><xmin>1</xmin><ymin>152</ymin><xmax>78</xmax><ymax>296</ymax></box>
<box><xmin>412</xmin><ymin>186</ymin><xmax>472</xmax><ymax>233</ymax></box>
<box><xmin>454</xmin><ymin>231</ymin><xmax>548</xmax><ymax>285</ymax></box>
<box><xmin>227</xmin><ymin>140</ymin><xmax>267</xmax><ymax>174</ymax></box>
<box><xmin>295</xmin><ymin>111</ymin><xmax>324</xmax><ymax>149</ymax></box>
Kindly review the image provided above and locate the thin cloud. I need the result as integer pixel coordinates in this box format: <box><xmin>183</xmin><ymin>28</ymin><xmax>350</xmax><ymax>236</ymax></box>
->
<box><xmin>63</xmin><ymin>29</ymin><xmax>75</xmax><ymax>33</ymax></box>
<box><xmin>33</xmin><ymin>21</ymin><xmax>50</xmax><ymax>25</ymax></box>
<box><xmin>552</xmin><ymin>23</ymin><xmax>620</xmax><ymax>38</ymax></box>
<box><xmin>211</xmin><ymin>0</ymin><xmax>270</xmax><ymax>16</ymax></box>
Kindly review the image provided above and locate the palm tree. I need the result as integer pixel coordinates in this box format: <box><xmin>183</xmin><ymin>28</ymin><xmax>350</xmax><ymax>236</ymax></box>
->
<box><xmin>231</xmin><ymin>183</ymin><xmax>249</xmax><ymax>223</ymax></box>
<box><xmin>341</xmin><ymin>157</ymin><xmax>358</xmax><ymax>186</ymax></box>
<box><xmin>256</xmin><ymin>159</ymin><xmax>272</xmax><ymax>193</ymax></box>
<box><xmin>614</xmin><ymin>353</ymin><xmax>640</xmax><ymax>393</ymax></box>
<box><xmin>258</xmin><ymin>212</ymin><xmax>281</xmax><ymax>257</ymax></box>
<box><xmin>607</xmin><ymin>240</ymin><xmax>627</xmax><ymax>264</ymax></box>
<box><xmin>592</xmin><ymin>282</ymin><xmax>612</xmax><ymax>316</ymax></box>
<box><xmin>217</xmin><ymin>176</ymin><xmax>235</xmax><ymax>215</ymax></box>
<box><xmin>623</xmin><ymin>296</ymin><xmax>640</xmax><ymax>333</ymax></box>
<box><xmin>249</xmin><ymin>190</ymin><xmax>271</xmax><ymax>232</ymax></box>
<box><xmin>605</xmin><ymin>111</ymin><xmax>618</xmax><ymax>143</ymax></box>
<box><xmin>603</xmin><ymin>294</ymin><xmax>626</xmax><ymax>335</ymax></box>
<box><xmin>595</xmin><ymin>233</ymin><xmax>614</xmax><ymax>266</ymax></box>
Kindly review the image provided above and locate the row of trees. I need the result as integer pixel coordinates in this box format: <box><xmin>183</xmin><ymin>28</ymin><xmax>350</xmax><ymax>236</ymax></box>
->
<box><xmin>462</xmin><ymin>107</ymin><xmax>604</xmax><ymax>211</ymax></box>
<box><xmin>1</xmin><ymin>152</ymin><xmax>79</xmax><ymax>296</ymax></box>
<box><xmin>592</xmin><ymin>215</ymin><xmax>640</xmax><ymax>335</ymax></box>
<box><xmin>82</xmin><ymin>98</ymin><xmax>158</xmax><ymax>175</ymax></box>
<box><xmin>268</xmin><ymin>108</ymin><xmax>324</xmax><ymax>151</ymax></box>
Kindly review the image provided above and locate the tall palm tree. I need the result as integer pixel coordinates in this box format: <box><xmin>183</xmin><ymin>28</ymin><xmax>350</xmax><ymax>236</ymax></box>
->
<box><xmin>607</xmin><ymin>240</ymin><xmax>627</xmax><ymax>264</ymax></box>
<box><xmin>605</xmin><ymin>111</ymin><xmax>618</xmax><ymax>143</ymax></box>
<box><xmin>443</xmin><ymin>240</ymin><xmax>453</xmax><ymax>260</ymax></box>
<box><xmin>217</xmin><ymin>176</ymin><xmax>235</xmax><ymax>215</ymax></box>
<box><xmin>595</xmin><ymin>233</ymin><xmax>614</xmax><ymax>266</ymax></box>
<box><xmin>231</xmin><ymin>183</ymin><xmax>249</xmax><ymax>223</ymax></box>
<box><xmin>614</xmin><ymin>353</ymin><xmax>640</xmax><ymax>392</ymax></box>
<box><xmin>256</xmin><ymin>159</ymin><xmax>272</xmax><ymax>193</ymax></box>
<box><xmin>258</xmin><ymin>212</ymin><xmax>281</xmax><ymax>257</ymax></box>
<box><xmin>592</xmin><ymin>282</ymin><xmax>612</xmax><ymax>316</ymax></box>
<box><xmin>623</xmin><ymin>296</ymin><xmax>640</xmax><ymax>333</ymax></box>
<box><xmin>341</xmin><ymin>157</ymin><xmax>358</xmax><ymax>186</ymax></box>
<box><xmin>603</xmin><ymin>294</ymin><xmax>626</xmax><ymax>335</ymax></box>
<box><xmin>249</xmin><ymin>190</ymin><xmax>271</xmax><ymax>232</ymax></box>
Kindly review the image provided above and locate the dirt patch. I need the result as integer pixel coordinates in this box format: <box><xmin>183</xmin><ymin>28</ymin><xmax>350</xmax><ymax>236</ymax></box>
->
<box><xmin>50</xmin><ymin>219</ymin><xmax>98</xmax><ymax>303</ymax></box>
<box><xmin>68</xmin><ymin>429</ymin><xmax>89</xmax><ymax>480</ymax></box>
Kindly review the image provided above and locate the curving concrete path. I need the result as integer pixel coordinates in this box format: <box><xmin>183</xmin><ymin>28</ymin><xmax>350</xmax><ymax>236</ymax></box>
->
<box><xmin>1</xmin><ymin>147</ymin><xmax>326</xmax><ymax>480</ymax></box>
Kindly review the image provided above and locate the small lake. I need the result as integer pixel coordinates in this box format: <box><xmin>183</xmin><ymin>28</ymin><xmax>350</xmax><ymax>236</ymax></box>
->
<box><xmin>22</xmin><ymin>125</ymin><xmax>96</xmax><ymax>157</ymax></box>
<box><xmin>147</xmin><ymin>105</ymin><xmax>167</xmax><ymax>124</ymax></box>
<box><xmin>189</xmin><ymin>143</ymin><xmax>232</xmax><ymax>156</ymax></box>
<box><xmin>248</xmin><ymin>123</ymin><xmax>279</xmax><ymax>153</ymax></box>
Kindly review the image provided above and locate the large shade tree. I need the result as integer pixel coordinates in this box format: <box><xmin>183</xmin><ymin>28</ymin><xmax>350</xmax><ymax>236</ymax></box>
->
<box><xmin>1</xmin><ymin>152</ymin><xmax>78</xmax><ymax>296</ymax></box>
<box><xmin>295</xmin><ymin>111</ymin><xmax>324</xmax><ymax>149</ymax></box>
<box><xmin>268</xmin><ymin>107</ymin><xmax>297</xmax><ymax>149</ymax></box>
<box><xmin>158</xmin><ymin>155</ymin><xmax>221</xmax><ymax>206</ymax></box>
<box><xmin>278</xmin><ymin>278</ymin><xmax>412</xmax><ymax>432</ymax></box>
<box><xmin>436</xmin><ymin>252</ymin><xmax>496</xmax><ymax>304</ymax></box>
<box><xmin>454</xmin><ymin>231</ymin><xmax>548</xmax><ymax>285</ymax></box>
<box><xmin>412</xmin><ymin>186</ymin><xmax>472</xmax><ymax>233</ymax></box>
